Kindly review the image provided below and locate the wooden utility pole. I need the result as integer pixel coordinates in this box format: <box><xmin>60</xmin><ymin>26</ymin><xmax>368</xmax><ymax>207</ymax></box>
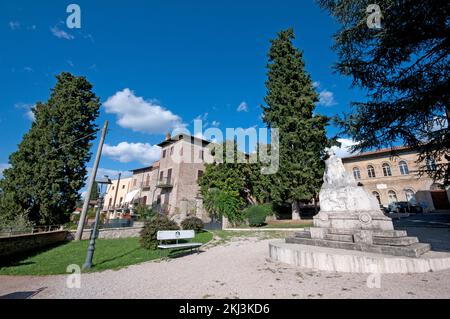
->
<box><xmin>75</xmin><ymin>121</ymin><xmax>108</xmax><ymax>241</ymax></box>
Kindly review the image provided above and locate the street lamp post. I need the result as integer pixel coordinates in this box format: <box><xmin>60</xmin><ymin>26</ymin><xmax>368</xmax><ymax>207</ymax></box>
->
<box><xmin>83</xmin><ymin>176</ymin><xmax>112</xmax><ymax>270</ymax></box>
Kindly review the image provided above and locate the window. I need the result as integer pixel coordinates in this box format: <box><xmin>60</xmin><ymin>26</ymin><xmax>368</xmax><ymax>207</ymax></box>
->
<box><xmin>427</xmin><ymin>158</ymin><xmax>437</xmax><ymax>171</ymax></box>
<box><xmin>162</xmin><ymin>150</ymin><xmax>167</xmax><ymax>158</ymax></box>
<box><xmin>367</xmin><ymin>165</ymin><xmax>376</xmax><ymax>178</ymax></box>
<box><xmin>352</xmin><ymin>167</ymin><xmax>361</xmax><ymax>180</ymax></box>
<box><xmin>399</xmin><ymin>161</ymin><xmax>409</xmax><ymax>175</ymax></box>
<box><xmin>405</xmin><ymin>189</ymin><xmax>416</xmax><ymax>202</ymax></box>
<box><xmin>199</xmin><ymin>150</ymin><xmax>204</xmax><ymax>160</ymax></box>
<box><xmin>112</xmin><ymin>186</ymin><xmax>115</xmax><ymax>190</ymax></box>
<box><xmin>372</xmin><ymin>191</ymin><xmax>381</xmax><ymax>205</ymax></box>
<box><xmin>159</xmin><ymin>171</ymin><xmax>164</xmax><ymax>181</ymax></box>
<box><xmin>122</xmin><ymin>185</ymin><xmax>125</xmax><ymax>189</ymax></box>
<box><xmin>108</xmin><ymin>198</ymin><xmax>112</xmax><ymax>208</ymax></box>
<box><xmin>180</xmin><ymin>147</ymin><xmax>183</xmax><ymax>156</ymax></box>
<box><xmin>382</xmin><ymin>163</ymin><xmax>392</xmax><ymax>177</ymax></box>
<box><xmin>119</xmin><ymin>197</ymin><xmax>123</xmax><ymax>204</ymax></box>
<box><xmin>388</xmin><ymin>190</ymin><xmax>398</xmax><ymax>204</ymax></box>
<box><xmin>167</xmin><ymin>169</ymin><xmax>172</xmax><ymax>182</ymax></box>
<box><xmin>170</xmin><ymin>146</ymin><xmax>174</xmax><ymax>156</ymax></box>
<box><xmin>133</xmin><ymin>179</ymin><xmax>137</xmax><ymax>186</ymax></box>
<box><xmin>197</xmin><ymin>170</ymin><xmax>204</xmax><ymax>181</ymax></box>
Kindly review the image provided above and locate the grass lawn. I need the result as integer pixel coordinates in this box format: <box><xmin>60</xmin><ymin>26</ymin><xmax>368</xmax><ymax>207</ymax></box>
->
<box><xmin>262</xmin><ymin>220</ymin><xmax>313</xmax><ymax>229</ymax></box>
<box><xmin>0</xmin><ymin>231</ymin><xmax>212</xmax><ymax>276</ymax></box>
<box><xmin>233</xmin><ymin>220</ymin><xmax>313</xmax><ymax>229</ymax></box>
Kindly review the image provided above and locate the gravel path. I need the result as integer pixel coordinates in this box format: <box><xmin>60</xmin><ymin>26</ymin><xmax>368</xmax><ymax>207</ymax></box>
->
<box><xmin>1</xmin><ymin>237</ymin><xmax>450</xmax><ymax>299</ymax></box>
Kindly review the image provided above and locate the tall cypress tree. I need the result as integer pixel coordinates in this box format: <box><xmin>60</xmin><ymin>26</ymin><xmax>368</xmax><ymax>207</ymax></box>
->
<box><xmin>262</xmin><ymin>28</ymin><xmax>331</xmax><ymax>219</ymax></box>
<box><xmin>0</xmin><ymin>72</ymin><xmax>100</xmax><ymax>225</ymax></box>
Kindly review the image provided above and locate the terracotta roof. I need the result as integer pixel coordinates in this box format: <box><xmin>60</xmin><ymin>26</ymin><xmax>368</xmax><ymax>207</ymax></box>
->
<box><xmin>157</xmin><ymin>133</ymin><xmax>211</xmax><ymax>147</ymax></box>
<box><xmin>130</xmin><ymin>160</ymin><xmax>160</xmax><ymax>173</ymax></box>
<box><xmin>342</xmin><ymin>145</ymin><xmax>414</xmax><ymax>160</ymax></box>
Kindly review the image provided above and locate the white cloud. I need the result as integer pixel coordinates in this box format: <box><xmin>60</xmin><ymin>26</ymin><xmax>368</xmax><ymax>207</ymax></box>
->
<box><xmin>313</xmin><ymin>81</ymin><xmax>321</xmax><ymax>88</ymax></box>
<box><xmin>103</xmin><ymin>142</ymin><xmax>161</xmax><ymax>166</ymax></box>
<box><xmin>23</xmin><ymin>67</ymin><xmax>33</xmax><ymax>72</ymax></box>
<box><xmin>9</xmin><ymin>21</ymin><xmax>20</xmax><ymax>30</ymax></box>
<box><xmin>50</xmin><ymin>26</ymin><xmax>75</xmax><ymax>40</ymax></box>
<box><xmin>318</xmin><ymin>90</ymin><xmax>337</xmax><ymax>107</ymax></box>
<box><xmin>15</xmin><ymin>103</ymin><xmax>35</xmax><ymax>121</ymax></box>
<box><xmin>103</xmin><ymin>89</ymin><xmax>185</xmax><ymax>134</ymax></box>
<box><xmin>237</xmin><ymin>101</ymin><xmax>249</xmax><ymax>112</ymax></box>
<box><xmin>328</xmin><ymin>138</ymin><xmax>359</xmax><ymax>158</ymax></box>
<box><xmin>211</xmin><ymin>121</ymin><xmax>220</xmax><ymax>127</ymax></box>
<box><xmin>0</xmin><ymin>163</ymin><xmax>11</xmax><ymax>179</ymax></box>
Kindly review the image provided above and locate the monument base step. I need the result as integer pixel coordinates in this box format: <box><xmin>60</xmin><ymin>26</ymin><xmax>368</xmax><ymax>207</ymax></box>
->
<box><xmin>286</xmin><ymin>237</ymin><xmax>431</xmax><ymax>258</ymax></box>
<box><xmin>269</xmin><ymin>240</ymin><xmax>450</xmax><ymax>273</ymax></box>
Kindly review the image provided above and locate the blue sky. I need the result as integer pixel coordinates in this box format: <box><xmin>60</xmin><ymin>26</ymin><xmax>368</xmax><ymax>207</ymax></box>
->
<box><xmin>0</xmin><ymin>0</ymin><xmax>367</xmax><ymax>180</ymax></box>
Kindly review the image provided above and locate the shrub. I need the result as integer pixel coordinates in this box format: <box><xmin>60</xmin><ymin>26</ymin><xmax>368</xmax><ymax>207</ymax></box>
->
<box><xmin>244</xmin><ymin>205</ymin><xmax>272</xmax><ymax>227</ymax></box>
<box><xmin>203</xmin><ymin>188</ymin><xmax>244</xmax><ymax>225</ymax></box>
<box><xmin>135</xmin><ymin>204</ymin><xmax>155</xmax><ymax>221</ymax></box>
<box><xmin>140</xmin><ymin>215</ymin><xmax>179</xmax><ymax>250</ymax></box>
<box><xmin>181</xmin><ymin>216</ymin><xmax>204</xmax><ymax>232</ymax></box>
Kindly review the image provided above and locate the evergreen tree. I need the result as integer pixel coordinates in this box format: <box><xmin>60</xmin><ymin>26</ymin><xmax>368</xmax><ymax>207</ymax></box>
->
<box><xmin>317</xmin><ymin>0</ymin><xmax>450</xmax><ymax>185</ymax></box>
<box><xmin>0</xmin><ymin>72</ymin><xmax>100</xmax><ymax>225</ymax></box>
<box><xmin>261</xmin><ymin>28</ymin><xmax>331</xmax><ymax>219</ymax></box>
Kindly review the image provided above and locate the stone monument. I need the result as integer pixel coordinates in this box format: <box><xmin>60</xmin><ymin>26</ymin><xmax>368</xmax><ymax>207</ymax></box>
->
<box><xmin>287</xmin><ymin>150</ymin><xmax>430</xmax><ymax>258</ymax></box>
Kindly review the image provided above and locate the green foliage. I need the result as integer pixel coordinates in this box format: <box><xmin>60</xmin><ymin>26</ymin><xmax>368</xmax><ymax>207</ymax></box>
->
<box><xmin>181</xmin><ymin>216</ymin><xmax>204</xmax><ymax>233</ymax></box>
<box><xmin>199</xmin><ymin>141</ymin><xmax>273</xmax><ymax>224</ymax></box>
<box><xmin>317</xmin><ymin>0</ymin><xmax>450</xmax><ymax>185</ymax></box>
<box><xmin>0</xmin><ymin>211</ymin><xmax>35</xmax><ymax>232</ymax></box>
<box><xmin>135</xmin><ymin>204</ymin><xmax>155</xmax><ymax>221</ymax></box>
<box><xmin>202</xmin><ymin>188</ymin><xmax>243</xmax><ymax>225</ymax></box>
<box><xmin>261</xmin><ymin>28</ymin><xmax>333</xmax><ymax>215</ymax></box>
<box><xmin>89</xmin><ymin>182</ymin><xmax>100</xmax><ymax>201</ymax></box>
<box><xmin>139</xmin><ymin>215</ymin><xmax>179</xmax><ymax>250</ymax></box>
<box><xmin>0</xmin><ymin>72</ymin><xmax>101</xmax><ymax>225</ymax></box>
<box><xmin>244</xmin><ymin>205</ymin><xmax>272</xmax><ymax>227</ymax></box>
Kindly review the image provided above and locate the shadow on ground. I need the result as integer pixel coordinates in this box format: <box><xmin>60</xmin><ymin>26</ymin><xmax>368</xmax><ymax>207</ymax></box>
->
<box><xmin>0</xmin><ymin>287</ymin><xmax>46</xmax><ymax>299</ymax></box>
<box><xmin>393</xmin><ymin>212</ymin><xmax>450</xmax><ymax>252</ymax></box>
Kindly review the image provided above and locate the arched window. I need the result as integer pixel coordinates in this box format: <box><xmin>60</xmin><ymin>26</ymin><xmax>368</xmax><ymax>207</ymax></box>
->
<box><xmin>399</xmin><ymin>161</ymin><xmax>409</xmax><ymax>175</ymax></box>
<box><xmin>372</xmin><ymin>191</ymin><xmax>381</xmax><ymax>205</ymax></box>
<box><xmin>388</xmin><ymin>190</ymin><xmax>398</xmax><ymax>203</ymax></box>
<box><xmin>405</xmin><ymin>189</ymin><xmax>416</xmax><ymax>202</ymax></box>
<box><xmin>382</xmin><ymin>163</ymin><xmax>392</xmax><ymax>177</ymax></box>
<box><xmin>353</xmin><ymin>167</ymin><xmax>361</xmax><ymax>180</ymax></box>
<box><xmin>367</xmin><ymin>165</ymin><xmax>376</xmax><ymax>178</ymax></box>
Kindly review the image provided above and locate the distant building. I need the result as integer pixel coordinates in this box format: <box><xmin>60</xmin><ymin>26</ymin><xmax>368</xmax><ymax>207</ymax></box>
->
<box><xmin>102</xmin><ymin>133</ymin><xmax>214</xmax><ymax>222</ymax></box>
<box><xmin>342</xmin><ymin>146</ymin><xmax>450</xmax><ymax>212</ymax></box>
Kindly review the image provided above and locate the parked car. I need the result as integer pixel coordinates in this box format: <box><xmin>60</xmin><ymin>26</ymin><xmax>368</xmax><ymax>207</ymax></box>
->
<box><xmin>388</xmin><ymin>201</ymin><xmax>423</xmax><ymax>214</ymax></box>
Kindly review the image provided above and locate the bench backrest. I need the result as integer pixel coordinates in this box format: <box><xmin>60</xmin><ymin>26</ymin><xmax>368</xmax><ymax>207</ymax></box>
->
<box><xmin>157</xmin><ymin>230</ymin><xmax>195</xmax><ymax>241</ymax></box>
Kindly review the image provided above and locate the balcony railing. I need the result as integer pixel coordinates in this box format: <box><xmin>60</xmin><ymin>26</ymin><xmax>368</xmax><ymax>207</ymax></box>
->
<box><xmin>156</xmin><ymin>177</ymin><xmax>173</xmax><ymax>188</ymax></box>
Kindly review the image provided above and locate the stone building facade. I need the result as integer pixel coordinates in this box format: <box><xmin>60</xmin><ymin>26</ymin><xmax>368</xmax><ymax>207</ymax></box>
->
<box><xmin>102</xmin><ymin>134</ymin><xmax>214</xmax><ymax>222</ymax></box>
<box><xmin>341</xmin><ymin>146</ymin><xmax>450</xmax><ymax>212</ymax></box>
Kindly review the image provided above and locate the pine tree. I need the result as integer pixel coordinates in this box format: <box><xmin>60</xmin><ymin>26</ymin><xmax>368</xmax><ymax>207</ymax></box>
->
<box><xmin>317</xmin><ymin>0</ymin><xmax>449</xmax><ymax>185</ymax></box>
<box><xmin>0</xmin><ymin>72</ymin><xmax>100</xmax><ymax>225</ymax></box>
<box><xmin>261</xmin><ymin>28</ymin><xmax>331</xmax><ymax>220</ymax></box>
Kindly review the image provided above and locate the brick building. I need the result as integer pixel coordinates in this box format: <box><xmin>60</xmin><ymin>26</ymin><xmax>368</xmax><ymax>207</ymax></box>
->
<box><xmin>103</xmin><ymin>134</ymin><xmax>214</xmax><ymax>222</ymax></box>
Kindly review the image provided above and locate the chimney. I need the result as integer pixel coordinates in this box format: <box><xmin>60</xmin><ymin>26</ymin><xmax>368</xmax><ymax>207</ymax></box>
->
<box><xmin>165</xmin><ymin>132</ymin><xmax>171</xmax><ymax>141</ymax></box>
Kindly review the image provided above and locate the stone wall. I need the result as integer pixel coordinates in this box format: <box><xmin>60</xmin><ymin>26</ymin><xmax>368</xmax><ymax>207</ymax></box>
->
<box><xmin>66</xmin><ymin>226</ymin><xmax>144</xmax><ymax>241</ymax></box>
<box><xmin>0</xmin><ymin>230</ymin><xmax>68</xmax><ymax>258</ymax></box>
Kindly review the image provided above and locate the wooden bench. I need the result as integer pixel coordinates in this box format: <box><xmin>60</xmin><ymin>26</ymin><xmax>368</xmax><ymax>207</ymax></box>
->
<box><xmin>157</xmin><ymin>230</ymin><xmax>202</xmax><ymax>257</ymax></box>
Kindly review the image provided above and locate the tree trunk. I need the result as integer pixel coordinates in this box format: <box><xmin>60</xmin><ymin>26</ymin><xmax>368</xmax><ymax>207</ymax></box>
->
<box><xmin>292</xmin><ymin>201</ymin><xmax>301</xmax><ymax>220</ymax></box>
